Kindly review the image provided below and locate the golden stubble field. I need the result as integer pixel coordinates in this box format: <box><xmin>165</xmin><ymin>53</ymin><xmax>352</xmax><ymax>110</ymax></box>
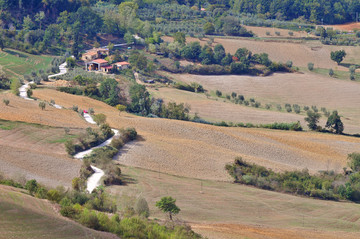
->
<box><xmin>170</xmin><ymin>72</ymin><xmax>360</xmax><ymax>134</ymax></box>
<box><xmin>109</xmin><ymin>166</ymin><xmax>360</xmax><ymax>239</ymax></box>
<box><xmin>33</xmin><ymin>89</ymin><xmax>360</xmax><ymax>181</ymax></box>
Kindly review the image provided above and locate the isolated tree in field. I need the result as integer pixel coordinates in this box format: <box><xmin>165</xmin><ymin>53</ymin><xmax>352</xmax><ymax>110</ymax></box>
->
<box><xmin>115</xmin><ymin>104</ymin><xmax>127</xmax><ymax>115</ymax></box>
<box><xmin>304</xmin><ymin>110</ymin><xmax>321</xmax><ymax>130</ymax></box>
<box><xmin>330</xmin><ymin>50</ymin><xmax>346</xmax><ymax>65</ymax></box>
<box><xmin>3</xmin><ymin>99</ymin><xmax>9</xmax><ymax>106</ymax></box>
<box><xmin>173</xmin><ymin>32</ymin><xmax>186</xmax><ymax>45</ymax></box>
<box><xmin>27</xmin><ymin>89</ymin><xmax>33</xmax><ymax>98</ymax></box>
<box><xmin>155</xmin><ymin>196</ymin><xmax>180</xmax><ymax>221</ymax></box>
<box><xmin>329</xmin><ymin>68</ymin><xmax>334</xmax><ymax>77</ymax></box>
<box><xmin>39</xmin><ymin>101</ymin><xmax>46</xmax><ymax>110</ymax></box>
<box><xmin>325</xmin><ymin>110</ymin><xmax>344</xmax><ymax>134</ymax></box>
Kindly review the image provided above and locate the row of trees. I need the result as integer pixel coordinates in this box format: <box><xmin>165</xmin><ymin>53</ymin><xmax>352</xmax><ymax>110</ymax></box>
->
<box><xmin>305</xmin><ymin>110</ymin><xmax>344</xmax><ymax>134</ymax></box>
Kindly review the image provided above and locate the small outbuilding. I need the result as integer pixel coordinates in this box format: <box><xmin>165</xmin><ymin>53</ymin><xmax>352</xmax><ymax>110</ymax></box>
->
<box><xmin>86</xmin><ymin>59</ymin><xmax>109</xmax><ymax>71</ymax></box>
<box><xmin>114</xmin><ymin>61</ymin><xmax>130</xmax><ymax>70</ymax></box>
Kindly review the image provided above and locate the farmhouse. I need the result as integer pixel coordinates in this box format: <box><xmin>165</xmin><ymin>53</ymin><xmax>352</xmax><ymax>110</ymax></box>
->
<box><xmin>81</xmin><ymin>48</ymin><xmax>110</xmax><ymax>61</ymax></box>
<box><xmin>86</xmin><ymin>59</ymin><xmax>109</xmax><ymax>71</ymax></box>
<box><xmin>114</xmin><ymin>61</ymin><xmax>130</xmax><ymax>70</ymax></box>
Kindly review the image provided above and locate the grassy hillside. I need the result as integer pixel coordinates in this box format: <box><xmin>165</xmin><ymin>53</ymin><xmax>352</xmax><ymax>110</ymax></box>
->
<box><xmin>109</xmin><ymin>166</ymin><xmax>360</xmax><ymax>239</ymax></box>
<box><xmin>0</xmin><ymin>185</ymin><xmax>118</xmax><ymax>239</ymax></box>
<box><xmin>0</xmin><ymin>49</ymin><xmax>53</xmax><ymax>78</ymax></box>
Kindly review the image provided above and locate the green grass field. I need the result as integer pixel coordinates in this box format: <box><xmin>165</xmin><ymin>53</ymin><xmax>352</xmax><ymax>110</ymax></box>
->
<box><xmin>0</xmin><ymin>49</ymin><xmax>54</xmax><ymax>78</ymax></box>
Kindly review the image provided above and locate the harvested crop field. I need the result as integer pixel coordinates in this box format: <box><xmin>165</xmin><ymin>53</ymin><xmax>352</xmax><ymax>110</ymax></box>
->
<box><xmin>0</xmin><ymin>121</ymin><xmax>84</xmax><ymax>187</ymax></box>
<box><xmin>328</xmin><ymin>22</ymin><xmax>360</xmax><ymax>31</ymax></box>
<box><xmin>109</xmin><ymin>166</ymin><xmax>360</xmax><ymax>238</ymax></box>
<box><xmin>162</xmin><ymin>36</ymin><xmax>360</xmax><ymax>70</ymax></box>
<box><xmin>0</xmin><ymin>185</ymin><xmax>118</xmax><ymax>239</ymax></box>
<box><xmin>171</xmin><ymin>72</ymin><xmax>360</xmax><ymax>134</ymax></box>
<box><xmin>244</xmin><ymin>25</ymin><xmax>312</xmax><ymax>38</ymax></box>
<box><xmin>34</xmin><ymin>89</ymin><xmax>360</xmax><ymax>181</ymax></box>
<box><xmin>0</xmin><ymin>92</ymin><xmax>90</xmax><ymax>128</ymax></box>
<box><xmin>148</xmin><ymin>86</ymin><xmax>310</xmax><ymax>125</ymax></box>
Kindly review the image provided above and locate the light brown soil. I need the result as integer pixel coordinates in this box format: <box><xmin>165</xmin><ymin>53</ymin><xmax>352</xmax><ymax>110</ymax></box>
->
<box><xmin>171</xmin><ymin>72</ymin><xmax>360</xmax><ymax>134</ymax></box>
<box><xmin>0</xmin><ymin>124</ymin><xmax>84</xmax><ymax>188</ymax></box>
<box><xmin>109</xmin><ymin>166</ymin><xmax>360</xmax><ymax>238</ymax></box>
<box><xmin>245</xmin><ymin>26</ymin><xmax>312</xmax><ymax>38</ymax></box>
<box><xmin>327</xmin><ymin>22</ymin><xmax>360</xmax><ymax>31</ymax></box>
<box><xmin>33</xmin><ymin>89</ymin><xmax>360</xmax><ymax>181</ymax></box>
<box><xmin>0</xmin><ymin>92</ymin><xmax>89</xmax><ymax>128</ymax></box>
<box><xmin>0</xmin><ymin>185</ymin><xmax>119</xmax><ymax>239</ymax></box>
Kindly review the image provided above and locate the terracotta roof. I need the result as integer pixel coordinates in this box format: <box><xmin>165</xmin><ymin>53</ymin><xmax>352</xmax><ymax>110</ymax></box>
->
<box><xmin>102</xmin><ymin>65</ymin><xmax>113</xmax><ymax>69</ymax></box>
<box><xmin>92</xmin><ymin>59</ymin><xmax>108</xmax><ymax>64</ymax></box>
<box><xmin>115</xmin><ymin>61</ymin><xmax>130</xmax><ymax>65</ymax></box>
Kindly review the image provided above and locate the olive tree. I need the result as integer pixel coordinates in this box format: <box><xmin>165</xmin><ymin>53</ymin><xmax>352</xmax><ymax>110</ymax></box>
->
<box><xmin>155</xmin><ymin>196</ymin><xmax>180</xmax><ymax>221</ymax></box>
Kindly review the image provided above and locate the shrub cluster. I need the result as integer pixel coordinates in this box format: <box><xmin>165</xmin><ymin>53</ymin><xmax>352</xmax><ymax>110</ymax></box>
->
<box><xmin>226</xmin><ymin>153</ymin><xmax>360</xmax><ymax>202</ymax></box>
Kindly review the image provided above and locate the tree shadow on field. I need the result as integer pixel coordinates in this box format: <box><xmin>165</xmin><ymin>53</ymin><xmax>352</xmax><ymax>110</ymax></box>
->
<box><xmin>120</xmin><ymin>173</ymin><xmax>137</xmax><ymax>185</ymax></box>
<box><xmin>339</xmin><ymin>62</ymin><xmax>359</xmax><ymax>68</ymax></box>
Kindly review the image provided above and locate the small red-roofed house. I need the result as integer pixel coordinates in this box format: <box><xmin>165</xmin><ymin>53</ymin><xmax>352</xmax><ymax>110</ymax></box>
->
<box><xmin>86</xmin><ymin>59</ymin><xmax>109</xmax><ymax>71</ymax></box>
<box><xmin>114</xmin><ymin>61</ymin><xmax>130</xmax><ymax>70</ymax></box>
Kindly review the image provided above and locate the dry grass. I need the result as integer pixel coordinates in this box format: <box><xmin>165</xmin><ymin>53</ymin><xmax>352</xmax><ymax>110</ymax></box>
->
<box><xmin>245</xmin><ymin>26</ymin><xmax>312</xmax><ymax>38</ymax></box>
<box><xmin>0</xmin><ymin>122</ymin><xmax>84</xmax><ymax>188</ymax></box>
<box><xmin>170</xmin><ymin>72</ymin><xmax>360</xmax><ymax>134</ymax></box>
<box><xmin>0</xmin><ymin>92</ymin><xmax>89</xmax><ymax>128</ymax></box>
<box><xmin>109</xmin><ymin>166</ymin><xmax>360</xmax><ymax>238</ymax></box>
<box><xmin>0</xmin><ymin>185</ymin><xmax>118</xmax><ymax>239</ymax></box>
<box><xmin>327</xmin><ymin>22</ymin><xmax>360</xmax><ymax>31</ymax></box>
<box><xmin>33</xmin><ymin>89</ymin><xmax>360</xmax><ymax>181</ymax></box>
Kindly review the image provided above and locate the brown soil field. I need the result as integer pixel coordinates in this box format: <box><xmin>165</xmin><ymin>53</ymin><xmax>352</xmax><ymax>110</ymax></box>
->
<box><xmin>0</xmin><ymin>92</ymin><xmax>89</xmax><ymax>128</ymax></box>
<box><xmin>245</xmin><ymin>26</ymin><xmax>312</xmax><ymax>38</ymax></box>
<box><xmin>0</xmin><ymin>122</ymin><xmax>84</xmax><ymax>188</ymax></box>
<box><xmin>148</xmin><ymin>86</ymin><xmax>312</xmax><ymax>126</ymax></box>
<box><xmin>109</xmin><ymin>166</ymin><xmax>360</xmax><ymax>238</ymax></box>
<box><xmin>0</xmin><ymin>185</ymin><xmax>118</xmax><ymax>239</ymax></box>
<box><xmin>327</xmin><ymin>22</ymin><xmax>360</xmax><ymax>31</ymax></box>
<box><xmin>162</xmin><ymin>36</ymin><xmax>360</xmax><ymax>70</ymax></box>
<box><xmin>171</xmin><ymin>72</ymin><xmax>360</xmax><ymax>134</ymax></box>
<box><xmin>33</xmin><ymin>89</ymin><xmax>360</xmax><ymax>180</ymax></box>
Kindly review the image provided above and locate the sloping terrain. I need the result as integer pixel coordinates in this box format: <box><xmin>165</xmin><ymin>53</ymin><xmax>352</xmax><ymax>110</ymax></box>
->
<box><xmin>170</xmin><ymin>72</ymin><xmax>360</xmax><ymax>134</ymax></box>
<box><xmin>0</xmin><ymin>120</ymin><xmax>84</xmax><ymax>188</ymax></box>
<box><xmin>33</xmin><ymin>89</ymin><xmax>360</xmax><ymax>181</ymax></box>
<box><xmin>0</xmin><ymin>185</ymin><xmax>118</xmax><ymax>239</ymax></box>
<box><xmin>109</xmin><ymin>166</ymin><xmax>360</xmax><ymax>239</ymax></box>
<box><xmin>0</xmin><ymin>92</ymin><xmax>90</xmax><ymax>128</ymax></box>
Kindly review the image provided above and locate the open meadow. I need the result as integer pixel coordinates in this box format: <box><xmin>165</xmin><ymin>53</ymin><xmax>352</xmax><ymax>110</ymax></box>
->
<box><xmin>0</xmin><ymin>49</ymin><xmax>53</xmax><ymax>78</ymax></box>
<box><xmin>109</xmin><ymin>166</ymin><xmax>360</xmax><ymax>239</ymax></box>
<box><xmin>0</xmin><ymin>185</ymin><xmax>118</xmax><ymax>239</ymax></box>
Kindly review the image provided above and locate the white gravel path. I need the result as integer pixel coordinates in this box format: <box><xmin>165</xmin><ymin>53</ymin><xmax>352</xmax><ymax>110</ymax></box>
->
<box><xmin>19</xmin><ymin>81</ymin><xmax>34</xmax><ymax>100</ymax></box>
<box><xmin>48</xmin><ymin>61</ymin><xmax>68</xmax><ymax>79</ymax></box>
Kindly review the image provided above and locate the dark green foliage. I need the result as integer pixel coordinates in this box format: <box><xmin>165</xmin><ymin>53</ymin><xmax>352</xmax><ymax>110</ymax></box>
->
<box><xmin>203</xmin><ymin>22</ymin><xmax>215</xmax><ymax>35</ymax></box>
<box><xmin>156</xmin><ymin>196</ymin><xmax>180</xmax><ymax>221</ymax></box>
<box><xmin>215</xmin><ymin>90</ymin><xmax>222</xmax><ymax>97</ymax></box>
<box><xmin>308</xmin><ymin>62</ymin><xmax>314</xmax><ymax>71</ymax></box>
<box><xmin>226</xmin><ymin>157</ymin><xmax>340</xmax><ymax>201</ymax></box>
<box><xmin>99</xmin><ymin>78</ymin><xmax>120</xmax><ymax>106</ymax></box>
<box><xmin>348</xmin><ymin>153</ymin><xmax>360</xmax><ymax>172</ymax></box>
<box><xmin>222</xmin><ymin>16</ymin><xmax>253</xmax><ymax>37</ymax></box>
<box><xmin>325</xmin><ymin>110</ymin><xmax>344</xmax><ymax>134</ymax></box>
<box><xmin>129</xmin><ymin>84</ymin><xmax>151</xmax><ymax>116</ymax></box>
<box><xmin>173</xmin><ymin>32</ymin><xmax>186</xmax><ymax>45</ymax></box>
<box><xmin>59</xmin><ymin>87</ymin><xmax>83</xmax><ymax>95</ymax></box>
<box><xmin>25</xmin><ymin>179</ymin><xmax>38</xmax><ymax>195</ymax></box>
<box><xmin>330</xmin><ymin>50</ymin><xmax>346</xmax><ymax>65</ymax></box>
<box><xmin>305</xmin><ymin>110</ymin><xmax>321</xmax><ymax>130</ymax></box>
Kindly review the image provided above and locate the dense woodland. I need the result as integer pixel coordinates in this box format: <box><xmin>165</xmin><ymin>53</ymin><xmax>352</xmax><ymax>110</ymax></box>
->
<box><xmin>0</xmin><ymin>0</ymin><xmax>359</xmax><ymax>55</ymax></box>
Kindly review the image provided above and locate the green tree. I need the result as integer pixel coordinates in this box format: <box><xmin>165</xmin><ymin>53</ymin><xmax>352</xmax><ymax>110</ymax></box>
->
<box><xmin>35</xmin><ymin>11</ymin><xmax>45</xmax><ymax>30</ymax></box>
<box><xmin>214</xmin><ymin>44</ymin><xmax>226</xmax><ymax>64</ymax></box>
<box><xmin>3</xmin><ymin>99</ymin><xmax>9</xmax><ymax>106</ymax></box>
<box><xmin>39</xmin><ymin>101</ymin><xmax>46</xmax><ymax>110</ymax></box>
<box><xmin>99</xmin><ymin>78</ymin><xmax>120</xmax><ymax>106</ymax></box>
<box><xmin>155</xmin><ymin>196</ymin><xmax>180</xmax><ymax>221</ymax></box>
<box><xmin>330</xmin><ymin>50</ymin><xmax>346</xmax><ymax>65</ymax></box>
<box><xmin>203</xmin><ymin>22</ymin><xmax>215</xmax><ymax>35</ymax></box>
<box><xmin>25</xmin><ymin>179</ymin><xmax>38</xmax><ymax>195</ymax></box>
<box><xmin>66</xmin><ymin>57</ymin><xmax>75</xmax><ymax>69</ymax></box>
<box><xmin>304</xmin><ymin>110</ymin><xmax>321</xmax><ymax>131</ymax></box>
<box><xmin>348</xmin><ymin>153</ymin><xmax>360</xmax><ymax>172</ymax></box>
<box><xmin>173</xmin><ymin>32</ymin><xmax>186</xmax><ymax>45</ymax></box>
<box><xmin>93</xmin><ymin>113</ymin><xmax>107</xmax><ymax>125</ymax></box>
<box><xmin>129</xmin><ymin>84</ymin><xmax>151</xmax><ymax>115</ymax></box>
<box><xmin>325</xmin><ymin>110</ymin><xmax>344</xmax><ymax>134</ymax></box>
